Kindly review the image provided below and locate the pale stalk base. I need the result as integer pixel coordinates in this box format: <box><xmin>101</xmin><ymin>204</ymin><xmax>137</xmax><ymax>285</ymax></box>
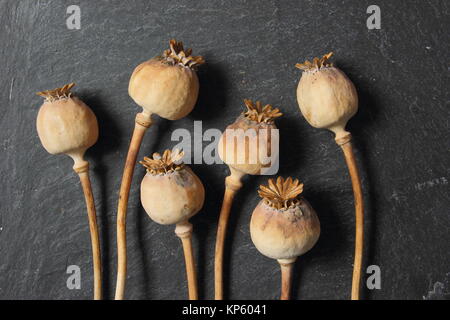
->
<box><xmin>175</xmin><ymin>221</ymin><xmax>198</xmax><ymax>300</ymax></box>
<box><xmin>115</xmin><ymin>112</ymin><xmax>153</xmax><ymax>300</ymax></box>
<box><xmin>214</xmin><ymin>167</ymin><xmax>245</xmax><ymax>300</ymax></box>
<box><xmin>335</xmin><ymin>131</ymin><xmax>364</xmax><ymax>300</ymax></box>
<box><xmin>278</xmin><ymin>258</ymin><xmax>296</xmax><ymax>300</ymax></box>
<box><xmin>73</xmin><ymin>160</ymin><xmax>102</xmax><ymax>300</ymax></box>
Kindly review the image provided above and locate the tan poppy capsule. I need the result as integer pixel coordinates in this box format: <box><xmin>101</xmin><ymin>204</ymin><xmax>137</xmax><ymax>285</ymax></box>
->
<box><xmin>129</xmin><ymin>39</ymin><xmax>205</xmax><ymax>120</ymax></box>
<box><xmin>35</xmin><ymin>83</ymin><xmax>102</xmax><ymax>300</ymax></box>
<box><xmin>296</xmin><ymin>52</ymin><xmax>358</xmax><ymax>140</ymax></box>
<box><xmin>36</xmin><ymin>83</ymin><xmax>98</xmax><ymax>169</ymax></box>
<box><xmin>139</xmin><ymin>149</ymin><xmax>205</xmax><ymax>225</ymax></box>
<box><xmin>250</xmin><ymin>177</ymin><xmax>320</xmax><ymax>260</ymax></box>
<box><xmin>295</xmin><ymin>53</ymin><xmax>364</xmax><ymax>300</ymax></box>
<box><xmin>250</xmin><ymin>177</ymin><xmax>320</xmax><ymax>300</ymax></box>
<box><xmin>218</xmin><ymin>99</ymin><xmax>282</xmax><ymax>175</ymax></box>
<box><xmin>139</xmin><ymin>149</ymin><xmax>204</xmax><ymax>300</ymax></box>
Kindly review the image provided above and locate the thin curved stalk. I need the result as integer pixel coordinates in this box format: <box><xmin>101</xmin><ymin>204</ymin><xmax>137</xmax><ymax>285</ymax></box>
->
<box><xmin>336</xmin><ymin>134</ymin><xmax>364</xmax><ymax>300</ymax></box>
<box><xmin>278</xmin><ymin>259</ymin><xmax>295</xmax><ymax>300</ymax></box>
<box><xmin>214</xmin><ymin>167</ymin><xmax>245</xmax><ymax>300</ymax></box>
<box><xmin>175</xmin><ymin>222</ymin><xmax>198</xmax><ymax>300</ymax></box>
<box><xmin>75</xmin><ymin>164</ymin><xmax>102</xmax><ymax>300</ymax></box>
<box><xmin>115</xmin><ymin>112</ymin><xmax>153</xmax><ymax>300</ymax></box>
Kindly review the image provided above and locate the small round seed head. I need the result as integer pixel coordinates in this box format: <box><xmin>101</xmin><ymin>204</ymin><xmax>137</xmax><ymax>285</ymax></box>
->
<box><xmin>128</xmin><ymin>39</ymin><xmax>204</xmax><ymax>120</ymax></box>
<box><xmin>218</xmin><ymin>99</ymin><xmax>282</xmax><ymax>175</ymax></box>
<box><xmin>250</xmin><ymin>177</ymin><xmax>320</xmax><ymax>260</ymax></box>
<box><xmin>36</xmin><ymin>83</ymin><xmax>98</xmax><ymax>159</ymax></box>
<box><xmin>140</xmin><ymin>148</ymin><xmax>205</xmax><ymax>225</ymax></box>
<box><xmin>296</xmin><ymin>52</ymin><xmax>358</xmax><ymax>136</ymax></box>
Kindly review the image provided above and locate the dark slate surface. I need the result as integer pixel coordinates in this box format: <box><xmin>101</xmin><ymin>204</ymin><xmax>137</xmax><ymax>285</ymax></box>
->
<box><xmin>0</xmin><ymin>0</ymin><xmax>449</xmax><ymax>300</ymax></box>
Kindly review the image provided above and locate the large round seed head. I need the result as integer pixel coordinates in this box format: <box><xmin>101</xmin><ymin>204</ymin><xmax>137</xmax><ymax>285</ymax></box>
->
<box><xmin>140</xmin><ymin>149</ymin><xmax>205</xmax><ymax>225</ymax></box>
<box><xmin>250</xmin><ymin>177</ymin><xmax>320</xmax><ymax>260</ymax></box>
<box><xmin>36</xmin><ymin>83</ymin><xmax>98</xmax><ymax>157</ymax></box>
<box><xmin>296</xmin><ymin>53</ymin><xmax>358</xmax><ymax>135</ymax></box>
<box><xmin>129</xmin><ymin>39</ymin><xmax>204</xmax><ymax>120</ymax></box>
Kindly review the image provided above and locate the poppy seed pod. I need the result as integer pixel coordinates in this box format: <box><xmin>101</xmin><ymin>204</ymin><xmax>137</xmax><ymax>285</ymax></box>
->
<box><xmin>250</xmin><ymin>177</ymin><xmax>320</xmax><ymax>261</ymax></box>
<box><xmin>140</xmin><ymin>149</ymin><xmax>205</xmax><ymax>225</ymax></box>
<box><xmin>36</xmin><ymin>83</ymin><xmax>98</xmax><ymax>167</ymax></box>
<box><xmin>296</xmin><ymin>53</ymin><xmax>358</xmax><ymax>139</ymax></box>
<box><xmin>250</xmin><ymin>177</ymin><xmax>320</xmax><ymax>300</ymax></box>
<box><xmin>129</xmin><ymin>39</ymin><xmax>205</xmax><ymax>120</ymax></box>
<box><xmin>218</xmin><ymin>99</ymin><xmax>282</xmax><ymax>175</ymax></box>
<box><xmin>35</xmin><ymin>83</ymin><xmax>102</xmax><ymax>299</ymax></box>
<box><xmin>139</xmin><ymin>149</ymin><xmax>204</xmax><ymax>300</ymax></box>
<box><xmin>295</xmin><ymin>53</ymin><xmax>364</xmax><ymax>300</ymax></box>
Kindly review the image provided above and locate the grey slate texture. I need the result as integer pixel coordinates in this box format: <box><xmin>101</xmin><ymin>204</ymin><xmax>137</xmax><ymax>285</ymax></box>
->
<box><xmin>0</xmin><ymin>0</ymin><xmax>449</xmax><ymax>300</ymax></box>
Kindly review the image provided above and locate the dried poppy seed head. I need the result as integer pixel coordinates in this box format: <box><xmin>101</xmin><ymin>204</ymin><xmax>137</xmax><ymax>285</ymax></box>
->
<box><xmin>140</xmin><ymin>149</ymin><xmax>204</xmax><ymax>226</ymax></box>
<box><xmin>36</xmin><ymin>83</ymin><xmax>98</xmax><ymax>166</ymax></box>
<box><xmin>129</xmin><ymin>39</ymin><xmax>203</xmax><ymax>120</ymax></box>
<box><xmin>296</xmin><ymin>52</ymin><xmax>358</xmax><ymax>137</ymax></box>
<box><xmin>250</xmin><ymin>176</ymin><xmax>320</xmax><ymax>261</ymax></box>
<box><xmin>218</xmin><ymin>99</ymin><xmax>282</xmax><ymax>176</ymax></box>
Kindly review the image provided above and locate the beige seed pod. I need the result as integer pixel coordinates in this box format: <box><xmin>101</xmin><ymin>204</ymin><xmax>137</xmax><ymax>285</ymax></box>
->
<box><xmin>139</xmin><ymin>149</ymin><xmax>204</xmax><ymax>300</ymax></box>
<box><xmin>296</xmin><ymin>52</ymin><xmax>358</xmax><ymax>139</ymax></box>
<box><xmin>250</xmin><ymin>177</ymin><xmax>320</xmax><ymax>260</ymax></box>
<box><xmin>35</xmin><ymin>83</ymin><xmax>102</xmax><ymax>300</ymax></box>
<box><xmin>218</xmin><ymin>99</ymin><xmax>282</xmax><ymax>175</ymax></box>
<box><xmin>140</xmin><ymin>149</ymin><xmax>205</xmax><ymax>225</ymax></box>
<box><xmin>214</xmin><ymin>99</ymin><xmax>282</xmax><ymax>300</ymax></box>
<box><xmin>129</xmin><ymin>39</ymin><xmax>204</xmax><ymax>120</ymax></box>
<box><xmin>36</xmin><ymin>83</ymin><xmax>98</xmax><ymax>168</ymax></box>
<box><xmin>295</xmin><ymin>53</ymin><xmax>364</xmax><ymax>300</ymax></box>
<box><xmin>250</xmin><ymin>177</ymin><xmax>320</xmax><ymax>300</ymax></box>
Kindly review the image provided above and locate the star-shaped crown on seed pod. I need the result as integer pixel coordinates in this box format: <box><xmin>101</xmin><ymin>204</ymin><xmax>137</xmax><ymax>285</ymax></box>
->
<box><xmin>243</xmin><ymin>99</ymin><xmax>283</xmax><ymax>124</ymax></box>
<box><xmin>258</xmin><ymin>177</ymin><xmax>304</xmax><ymax>210</ymax></box>
<box><xmin>295</xmin><ymin>52</ymin><xmax>334</xmax><ymax>72</ymax></box>
<box><xmin>140</xmin><ymin>149</ymin><xmax>185</xmax><ymax>175</ymax></box>
<box><xmin>162</xmin><ymin>39</ymin><xmax>205</xmax><ymax>69</ymax></box>
<box><xmin>36</xmin><ymin>83</ymin><xmax>75</xmax><ymax>102</ymax></box>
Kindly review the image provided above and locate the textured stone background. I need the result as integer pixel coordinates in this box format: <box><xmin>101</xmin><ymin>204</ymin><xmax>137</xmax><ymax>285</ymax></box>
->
<box><xmin>0</xmin><ymin>0</ymin><xmax>449</xmax><ymax>300</ymax></box>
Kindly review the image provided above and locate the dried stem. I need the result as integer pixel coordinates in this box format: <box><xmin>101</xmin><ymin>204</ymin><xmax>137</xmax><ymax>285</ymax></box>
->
<box><xmin>336</xmin><ymin>133</ymin><xmax>364</xmax><ymax>300</ymax></box>
<box><xmin>214</xmin><ymin>167</ymin><xmax>245</xmax><ymax>300</ymax></box>
<box><xmin>74</xmin><ymin>162</ymin><xmax>102</xmax><ymax>300</ymax></box>
<box><xmin>278</xmin><ymin>259</ymin><xmax>295</xmax><ymax>300</ymax></box>
<box><xmin>175</xmin><ymin>221</ymin><xmax>198</xmax><ymax>300</ymax></box>
<box><xmin>115</xmin><ymin>112</ymin><xmax>153</xmax><ymax>300</ymax></box>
